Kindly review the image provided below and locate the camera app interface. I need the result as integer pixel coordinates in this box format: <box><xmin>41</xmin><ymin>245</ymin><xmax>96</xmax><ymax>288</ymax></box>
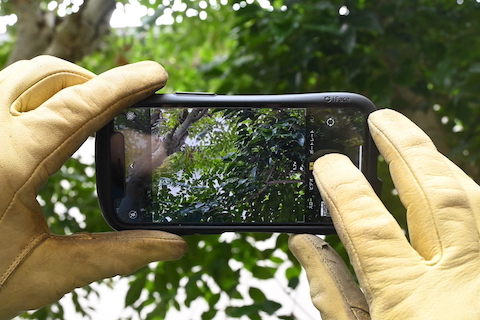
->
<box><xmin>113</xmin><ymin>105</ymin><xmax>366</xmax><ymax>224</ymax></box>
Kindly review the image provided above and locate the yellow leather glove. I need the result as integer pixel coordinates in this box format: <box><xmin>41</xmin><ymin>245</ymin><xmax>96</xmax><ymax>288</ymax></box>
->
<box><xmin>289</xmin><ymin>109</ymin><xmax>480</xmax><ymax>319</ymax></box>
<box><xmin>0</xmin><ymin>56</ymin><xmax>187</xmax><ymax>320</ymax></box>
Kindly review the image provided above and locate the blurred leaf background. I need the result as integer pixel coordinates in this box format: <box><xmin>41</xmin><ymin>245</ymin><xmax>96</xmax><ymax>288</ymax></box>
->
<box><xmin>1</xmin><ymin>0</ymin><xmax>479</xmax><ymax>319</ymax></box>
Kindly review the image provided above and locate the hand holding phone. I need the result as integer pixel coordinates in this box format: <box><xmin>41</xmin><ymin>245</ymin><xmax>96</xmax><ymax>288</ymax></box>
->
<box><xmin>0</xmin><ymin>55</ymin><xmax>186</xmax><ymax>319</ymax></box>
<box><xmin>290</xmin><ymin>109</ymin><xmax>480</xmax><ymax>319</ymax></box>
<box><xmin>95</xmin><ymin>92</ymin><xmax>381</xmax><ymax>235</ymax></box>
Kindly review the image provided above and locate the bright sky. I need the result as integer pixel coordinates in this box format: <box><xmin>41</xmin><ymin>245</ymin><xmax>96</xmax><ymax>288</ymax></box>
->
<box><xmin>0</xmin><ymin>0</ymin><xmax>284</xmax><ymax>33</ymax></box>
<box><xmin>109</xmin><ymin>0</ymin><xmax>281</xmax><ymax>27</ymax></box>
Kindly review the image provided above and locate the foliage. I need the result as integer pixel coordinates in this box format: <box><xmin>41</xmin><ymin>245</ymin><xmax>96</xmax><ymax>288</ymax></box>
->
<box><xmin>226</xmin><ymin>0</ymin><xmax>480</xmax><ymax>179</ymax></box>
<box><xmin>1</xmin><ymin>0</ymin><xmax>480</xmax><ymax>319</ymax></box>
<box><xmin>144</xmin><ymin>107</ymin><xmax>306</xmax><ymax>224</ymax></box>
<box><xmin>121</xmin><ymin>232</ymin><xmax>299</xmax><ymax>320</ymax></box>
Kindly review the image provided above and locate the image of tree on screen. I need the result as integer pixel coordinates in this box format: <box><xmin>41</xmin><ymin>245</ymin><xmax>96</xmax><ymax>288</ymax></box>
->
<box><xmin>147</xmin><ymin>107</ymin><xmax>307</xmax><ymax>224</ymax></box>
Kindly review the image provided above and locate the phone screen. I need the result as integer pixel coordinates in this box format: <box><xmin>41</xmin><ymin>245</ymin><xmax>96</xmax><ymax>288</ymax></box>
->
<box><xmin>110</xmin><ymin>105</ymin><xmax>366</xmax><ymax>226</ymax></box>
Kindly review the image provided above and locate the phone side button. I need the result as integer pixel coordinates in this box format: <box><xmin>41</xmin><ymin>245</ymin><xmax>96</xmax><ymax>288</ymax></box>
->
<box><xmin>174</xmin><ymin>91</ymin><xmax>216</xmax><ymax>95</ymax></box>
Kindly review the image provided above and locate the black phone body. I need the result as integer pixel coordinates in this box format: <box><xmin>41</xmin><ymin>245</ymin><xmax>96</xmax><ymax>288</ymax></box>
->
<box><xmin>95</xmin><ymin>92</ymin><xmax>380</xmax><ymax>235</ymax></box>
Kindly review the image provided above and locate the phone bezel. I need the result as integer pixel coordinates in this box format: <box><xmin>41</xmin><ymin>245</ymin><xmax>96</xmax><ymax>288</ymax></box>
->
<box><xmin>95</xmin><ymin>92</ymin><xmax>380</xmax><ymax>235</ymax></box>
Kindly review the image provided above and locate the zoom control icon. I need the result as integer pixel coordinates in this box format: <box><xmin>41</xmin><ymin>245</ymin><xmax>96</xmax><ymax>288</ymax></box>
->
<box><xmin>325</xmin><ymin>117</ymin><xmax>335</xmax><ymax>127</ymax></box>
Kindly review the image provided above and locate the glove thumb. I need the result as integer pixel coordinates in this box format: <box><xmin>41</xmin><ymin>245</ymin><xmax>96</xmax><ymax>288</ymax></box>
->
<box><xmin>0</xmin><ymin>230</ymin><xmax>186</xmax><ymax>319</ymax></box>
<box><xmin>289</xmin><ymin>234</ymin><xmax>370</xmax><ymax>320</ymax></box>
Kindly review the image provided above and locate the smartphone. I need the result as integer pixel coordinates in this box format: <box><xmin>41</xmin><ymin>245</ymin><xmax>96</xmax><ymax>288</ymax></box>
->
<box><xmin>95</xmin><ymin>92</ymin><xmax>380</xmax><ymax>235</ymax></box>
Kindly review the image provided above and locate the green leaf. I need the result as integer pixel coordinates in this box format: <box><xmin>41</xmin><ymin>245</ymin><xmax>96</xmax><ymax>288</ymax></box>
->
<box><xmin>285</xmin><ymin>265</ymin><xmax>301</xmax><ymax>288</ymax></box>
<box><xmin>226</xmin><ymin>305</ymin><xmax>262</xmax><ymax>318</ymax></box>
<box><xmin>270</xmin><ymin>256</ymin><xmax>284</xmax><ymax>264</ymax></box>
<box><xmin>202</xmin><ymin>307</ymin><xmax>219</xmax><ymax>320</ymax></box>
<box><xmin>251</xmin><ymin>265</ymin><xmax>276</xmax><ymax>279</ymax></box>
<box><xmin>125</xmin><ymin>275</ymin><xmax>147</xmax><ymax>306</ymax></box>
<box><xmin>288</xmin><ymin>276</ymin><xmax>300</xmax><ymax>289</ymax></box>
<box><xmin>264</xmin><ymin>300</ymin><xmax>282</xmax><ymax>315</ymax></box>
<box><xmin>249</xmin><ymin>287</ymin><xmax>267</xmax><ymax>303</ymax></box>
<box><xmin>207</xmin><ymin>293</ymin><xmax>221</xmax><ymax>308</ymax></box>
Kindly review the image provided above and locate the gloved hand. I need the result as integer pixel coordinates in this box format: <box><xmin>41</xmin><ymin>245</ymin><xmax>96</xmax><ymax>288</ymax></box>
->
<box><xmin>0</xmin><ymin>56</ymin><xmax>187</xmax><ymax>320</ymax></box>
<box><xmin>289</xmin><ymin>109</ymin><xmax>480</xmax><ymax>319</ymax></box>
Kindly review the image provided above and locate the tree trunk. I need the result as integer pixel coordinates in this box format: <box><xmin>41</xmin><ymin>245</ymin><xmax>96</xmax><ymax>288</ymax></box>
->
<box><xmin>7</xmin><ymin>0</ymin><xmax>116</xmax><ymax>64</ymax></box>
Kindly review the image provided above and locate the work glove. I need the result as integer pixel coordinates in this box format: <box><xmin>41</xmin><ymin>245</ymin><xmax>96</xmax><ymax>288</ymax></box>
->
<box><xmin>0</xmin><ymin>56</ymin><xmax>187</xmax><ymax>320</ymax></box>
<box><xmin>289</xmin><ymin>109</ymin><xmax>480</xmax><ymax>319</ymax></box>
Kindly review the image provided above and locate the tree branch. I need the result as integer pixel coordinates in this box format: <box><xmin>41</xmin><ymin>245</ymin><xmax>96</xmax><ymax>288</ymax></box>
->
<box><xmin>45</xmin><ymin>0</ymin><xmax>116</xmax><ymax>62</ymax></box>
<box><xmin>245</xmin><ymin>161</ymin><xmax>303</xmax><ymax>204</ymax></box>
<box><xmin>164</xmin><ymin>108</ymin><xmax>209</xmax><ymax>155</ymax></box>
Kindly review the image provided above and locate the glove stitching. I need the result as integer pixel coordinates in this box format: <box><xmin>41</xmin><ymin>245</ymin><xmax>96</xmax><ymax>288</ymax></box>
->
<box><xmin>48</xmin><ymin>233</ymin><xmax>183</xmax><ymax>242</ymax></box>
<box><xmin>299</xmin><ymin>235</ymin><xmax>370</xmax><ymax>318</ymax></box>
<box><xmin>9</xmin><ymin>71</ymin><xmax>93</xmax><ymax>115</ymax></box>
<box><xmin>0</xmin><ymin>232</ymin><xmax>49</xmax><ymax>289</ymax></box>
<box><xmin>351</xmin><ymin>306</ymin><xmax>370</xmax><ymax>319</ymax></box>
<box><xmin>314</xmin><ymin>231</ymin><xmax>369</xmax><ymax>316</ymax></box>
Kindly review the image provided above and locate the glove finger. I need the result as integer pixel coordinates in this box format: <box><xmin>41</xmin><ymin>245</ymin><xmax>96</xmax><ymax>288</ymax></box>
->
<box><xmin>368</xmin><ymin>109</ymin><xmax>479</xmax><ymax>262</ymax></box>
<box><xmin>14</xmin><ymin>60</ymin><xmax>167</xmax><ymax>179</ymax></box>
<box><xmin>0</xmin><ymin>230</ymin><xmax>186</xmax><ymax>315</ymax></box>
<box><xmin>289</xmin><ymin>234</ymin><xmax>370</xmax><ymax>320</ymax></box>
<box><xmin>0</xmin><ymin>56</ymin><xmax>95</xmax><ymax>116</ymax></box>
<box><xmin>313</xmin><ymin>154</ymin><xmax>420</xmax><ymax>296</ymax></box>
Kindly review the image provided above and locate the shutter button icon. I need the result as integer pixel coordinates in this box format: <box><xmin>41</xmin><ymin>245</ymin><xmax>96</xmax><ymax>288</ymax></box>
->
<box><xmin>128</xmin><ymin>210</ymin><xmax>138</xmax><ymax>220</ymax></box>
